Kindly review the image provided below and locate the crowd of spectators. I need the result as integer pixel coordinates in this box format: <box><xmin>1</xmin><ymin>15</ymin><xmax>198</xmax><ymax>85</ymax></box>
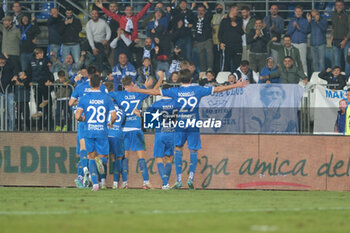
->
<box><xmin>1</xmin><ymin>0</ymin><xmax>350</xmax><ymax>131</ymax></box>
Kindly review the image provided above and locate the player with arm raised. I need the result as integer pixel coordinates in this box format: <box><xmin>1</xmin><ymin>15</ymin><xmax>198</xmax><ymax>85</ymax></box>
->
<box><xmin>75</xmin><ymin>74</ymin><xmax>116</xmax><ymax>191</ymax></box>
<box><xmin>125</xmin><ymin>69</ymin><xmax>247</xmax><ymax>189</ymax></box>
<box><xmin>111</xmin><ymin>75</ymin><xmax>163</xmax><ymax>189</ymax></box>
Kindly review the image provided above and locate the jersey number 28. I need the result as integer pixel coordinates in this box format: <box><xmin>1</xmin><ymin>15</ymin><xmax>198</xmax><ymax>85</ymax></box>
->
<box><xmin>87</xmin><ymin>106</ymin><xmax>106</xmax><ymax>123</ymax></box>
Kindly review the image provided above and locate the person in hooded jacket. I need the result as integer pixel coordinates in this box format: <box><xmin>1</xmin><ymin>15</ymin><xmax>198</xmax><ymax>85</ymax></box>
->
<box><xmin>19</xmin><ymin>15</ymin><xmax>41</xmax><ymax>71</ymax></box>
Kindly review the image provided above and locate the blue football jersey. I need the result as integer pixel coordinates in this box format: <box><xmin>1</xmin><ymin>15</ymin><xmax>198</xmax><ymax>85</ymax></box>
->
<box><xmin>71</xmin><ymin>80</ymin><xmax>108</xmax><ymax>136</ymax></box>
<box><xmin>161</xmin><ymin>84</ymin><xmax>213</xmax><ymax>119</ymax></box>
<box><xmin>108</xmin><ymin>105</ymin><xmax>126</xmax><ymax>137</ymax></box>
<box><xmin>147</xmin><ymin>98</ymin><xmax>177</xmax><ymax>133</ymax></box>
<box><xmin>77</xmin><ymin>91</ymin><xmax>116</xmax><ymax>138</ymax></box>
<box><xmin>109</xmin><ymin>90</ymin><xmax>148</xmax><ymax>131</ymax></box>
<box><xmin>71</xmin><ymin>80</ymin><xmax>107</xmax><ymax>100</ymax></box>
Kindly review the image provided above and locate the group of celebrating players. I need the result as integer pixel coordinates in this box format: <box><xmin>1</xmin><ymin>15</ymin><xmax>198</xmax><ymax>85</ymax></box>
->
<box><xmin>69</xmin><ymin>65</ymin><xmax>246</xmax><ymax>191</ymax></box>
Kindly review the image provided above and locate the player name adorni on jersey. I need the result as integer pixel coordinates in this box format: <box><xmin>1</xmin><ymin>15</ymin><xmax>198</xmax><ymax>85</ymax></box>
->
<box><xmin>89</xmin><ymin>99</ymin><xmax>104</xmax><ymax>104</ymax></box>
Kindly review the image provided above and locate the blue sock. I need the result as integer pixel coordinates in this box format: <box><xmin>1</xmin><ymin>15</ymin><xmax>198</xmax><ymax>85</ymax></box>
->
<box><xmin>77</xmin><ymin>160</ymin><xmax>83</xmax><ymax>178</ymax></box>
<box><xmin>122</xmin><ymin>158</ymin><xmax>128</xmax><ymax>182</ymax></box>
<box><xmin>80</xmin><ymin>150</ymin><xmax>88</xmax><ymax>169</ymax></box>
<box><xmin>88</xmin><ymin>159</ymin><xmax>98</xmax><ymax>185</ymax></box>
<box><xmin>165</xmin><ymin>163</ymin><xmax>172</xmax><ymax>180</ymax></box>
<box><xmin>189</xmin><ymin>151</ymin><xmax>198</xmax><ymax>181</ymax></box>
<box><xmin>138</xmin><ymin>158</ymin><xmax>149</xmax><ymax>182</ymax></box>
<box><xmin>174</xmin><ymin>150</ymin><xmax>183</xmax><ymax>182</ymax></box>
<box><xmin>157</xmin><ymin>163</ymin><xmax>168</xmax><ymax>186</ymax></box>
<box><xmin>100</xmin><ymin>157</ymin><xmax>108</xmax><ymax>179</ymax></box>
<box><xmin>113</xmin><ymin>159</ymin><xmax>122</xmax><ymax>182</ymax></box>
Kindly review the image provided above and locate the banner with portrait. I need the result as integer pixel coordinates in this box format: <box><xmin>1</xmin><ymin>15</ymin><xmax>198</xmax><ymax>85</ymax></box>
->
<box><xmin>199</xmin><ymin>84</ymin><xmax>304</xmax><ymax>134</ymax></box>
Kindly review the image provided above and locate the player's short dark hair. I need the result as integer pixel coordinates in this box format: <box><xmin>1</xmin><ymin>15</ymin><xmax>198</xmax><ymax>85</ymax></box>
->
<box><xmin>58</xmin><ymin>70</ymin><xmax>66</xmax><ymax>77</ymax></box>
<box><xmin>121</xmin><ymin>76</ymin><xmax>133</xmax><ymax>87</ymax></box>
<box><xmin>90</xmin><ymin>74</ymin><xmax>101</xmax><ymax>88</ymax></box>
<box><xmin>87</xmin><ymin>65</ymin><xmax>97</xmax><ymax>75</ymax></box>
<box><xmin>104</xmin><ymin>81</ymin><xmax>114</xmax><ymax>92</ymax></box>
<box><xmin>65</xmin><ymin>7</ymin><xmax>73</xmax><ymax>12</ymax></box>
<box><xmin>240</xmin><ymin>60</ymin><xmax>249</xmax><ymax>66</ymax></box>
<box><xmin>241</xmin><ymin>6</ymin><xmax>250</xmax><ymax>11</ymax></box>
<box><xmin>179</xmin><ymin>69</ymin><xmax>192</xmax><ymax>84</ymax></box>
<box><xmin>270</xmin><ymin>4</ymin><xmax>278</xmax><ymax>9</ymax></box>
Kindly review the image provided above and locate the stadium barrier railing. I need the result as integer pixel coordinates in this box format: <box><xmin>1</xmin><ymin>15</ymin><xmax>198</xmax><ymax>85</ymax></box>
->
<box><xmin>0</xmin><ymin>83</ymin><xmax>76</xmax><ymax>132</ymax></box>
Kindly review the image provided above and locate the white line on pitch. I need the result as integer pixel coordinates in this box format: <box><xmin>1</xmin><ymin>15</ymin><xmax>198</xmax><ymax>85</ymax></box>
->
<box><xmin>1</xmin><ymin>207</ymin><xmax>350</xmax><ymax>216</ymax></box>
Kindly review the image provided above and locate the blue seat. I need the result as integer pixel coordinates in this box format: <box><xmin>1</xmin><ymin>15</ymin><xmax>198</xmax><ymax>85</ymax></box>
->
<box><xmin>37</xmin><ymin>3</ymin><xmax>54</xmax><ymax>19</ymax></box>
<box><xmin>322</xmin><ymin>2</ymin><xmax>335</xmax><ymax>19</ymax></box>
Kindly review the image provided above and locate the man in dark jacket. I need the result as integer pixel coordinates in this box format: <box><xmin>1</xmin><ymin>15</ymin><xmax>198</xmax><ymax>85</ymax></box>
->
<box><xmin>193</xmin><ymin>2</ymin><xmax>213</xmax><ymax>72</ymax></box>
<box><xmin>20</xmin><ymin>14</ymin><xmax>41</xmax><ymax>71</ymax></box>
<box><xmin>13</xmin><ymin>71</ymin><xmax>31</xmax><ymax>130</ymax></box>
<box><xmin>134</xmin><ymin>37</ymin><xmax>156</xmax><ymax>68</ymax></box>
<box><xmin>170</xmin><ymin>0</ymin><xmax>195</xmax><ymax>61</ymax></box>
<box><xmin>58</xmin><ymin>7</ymin><xmax>82</xmax><ymax>64</ymax></box>
<box><xmin>0</xmin><ymin>53</ymin><xmax>15</xmax><ymax>131</ymax></box>
<box><xmin>331</xmin><ymin>0</ymin><xmax>350</xmax><ymax>76</ymax></box>
<box><xmin>28</xmin><ymin>48</ymin><xmax>54</xmax><ymax>122</ymax></box>
<box><xmin>104</xmin><ymin>2</ymin><xmax>120</xmax><ymax>67</ymax></box>
<box><xmin>318</xmin><ymin>66</ymin><xmax>347</xmax><ymax>90</ymax></box>
<box><xmin>247</xmin><ymin>18</ymin><xmax>270</xmax><ymax>72</ymax></box>
<box><xmin>310</xmin><ymin>9</ymin><xmax>327</xmax><ymax>72</ymax></box>
<box><xmin>11</xmin><ymin>1</ymin><xmax>24</xmax><ymax>28</ymax></box>
<box><xmin>218</xmin><ymin>5</ymin><xmax>244</xmax><ymax>72</ymax></box>
<box><xmin>47</xmin><ymin>8</ymin><xmax>62</xmax><ymax>61</ymax></box>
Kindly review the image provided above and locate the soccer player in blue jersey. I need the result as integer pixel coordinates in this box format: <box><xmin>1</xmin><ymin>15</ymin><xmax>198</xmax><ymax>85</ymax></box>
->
<box><xmin>146</xmin><ymin>84</ymin><xmax>177</xmax><ymax>190</ymax></box>
<box><xmin>111</xmin><ymin>75</ymin><xmax>162</xmax><ymax>189</ymax></box>
<box><xmin>126</xmin><ymin>69</ymin><xmax>247</xmax><ymax>189</ymax></box>
<box><xmin>75</xmin><ymin>74</ymin><xmax>117</xmax><ymax>191</ymax></box>
<box><xmin>69</xmin><ymin>65</ymin><xmax>107</xmax><ymax>188</ymax></box>
<box><xmin>104</xmin><ymin>82</ymin><xmax>126</xmax><ymax>189</ymax></box>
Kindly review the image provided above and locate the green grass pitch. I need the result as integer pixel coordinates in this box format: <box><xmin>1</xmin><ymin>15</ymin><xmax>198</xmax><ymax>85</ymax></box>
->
<box><xmin>1</xmin><ymin>187</ymin><xmax>350</xmax><ymax>233</ymax></box>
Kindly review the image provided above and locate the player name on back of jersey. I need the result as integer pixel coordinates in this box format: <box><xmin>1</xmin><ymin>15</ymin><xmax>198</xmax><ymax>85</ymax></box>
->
<box><xmin>125</xmin><ymin>95</ymin><xmax>136</xmax><ymax>100</ymax></box>
<box><xmin>178</xmin><ymin>91</ymin><xmax>195</xmax><ymax>97</ymax></box>
<box><xmin>89</xmin><ymin>99</ymin><xmax>104</xmax><ymax>105</ymax></box>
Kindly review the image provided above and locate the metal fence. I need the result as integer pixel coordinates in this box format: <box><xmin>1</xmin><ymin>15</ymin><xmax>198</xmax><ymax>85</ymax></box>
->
<box><xmin>0</xmin><ymin>83</ymin><xmax>77</xmax><ymax>132</ymax></box>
